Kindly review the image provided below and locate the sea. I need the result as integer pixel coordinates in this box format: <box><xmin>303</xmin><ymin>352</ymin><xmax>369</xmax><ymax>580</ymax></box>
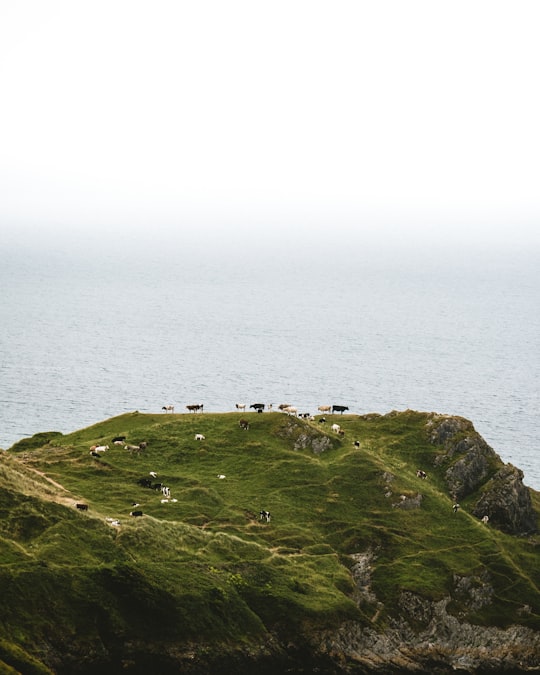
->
<box><xmin>1</xmin><ymin>233</ymin><xmax>539</xmax><ymax>490</ymax></box>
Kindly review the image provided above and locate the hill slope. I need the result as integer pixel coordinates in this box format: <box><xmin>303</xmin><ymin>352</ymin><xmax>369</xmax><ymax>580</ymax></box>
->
<box><xmin>0</xmin><ymin>410</ymin><xmax>538</xmax><ymax>674</ymax></box>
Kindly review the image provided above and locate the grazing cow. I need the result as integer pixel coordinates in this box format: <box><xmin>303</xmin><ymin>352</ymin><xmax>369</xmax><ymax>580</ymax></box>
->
<box><xmin>338</xmin><ymin>429</ymin><xmax>345</xmax><ymax>436</ymax></box>
<box><xmin>332</xmin><ymin>405</ymin><xmax>349</xmax><ymax>414</ymax></box>
<box><xmin>94</xmin><ymin>445</ymin><xmax>109</xmax><ymax>453</ymax></box>
<box><xmin>217</xmin><ymin>474</ymin><xmax>226</xmax><ymax>479</ymax></box>
<box><xmin>278</xmin><ymin>403</ymin><xmax>292</xmax><ymax>411</ymax></box>
<box><xmin>130</xmin><ymin>510</ymin><xmax>143</xmax><ymax>517</ymax></box>
<box><xmin>259</xmin><ymin>510</ymin><xmax>271</xmax><ymax>523</ymax></box>
<box><xmin>195</xmin><ymin>433</ymin><xmax>205</xmax><ymax>441</ymax></box>
<box><xmin>319</xmin><ymin>417</ymin><xmax>326</xmax><ymax>424</ymax></box>
<box><xmin>331</xmin><ymin>423</ymin><xmax>341</xmax><ymax>433</ymax></box>
<box><xmin>416</xmin><ymin>469</ymin><xmax>427</xmax><ymax>479</ymax></box>
<box><xmin>186</xmin><ymin>404</ymin><xmax>204</xmax><ymax>413</ymax></box>
<box><xmin>162</xmin><ymin>405</ymin><xmax>174</xmax><ymax>413</ymax></box>
<box><xmin>283</xmin><ymin>406</ymin><xmax>298</xmax><ymax>416</ymax></box>
<box><xmin>125</xmin><ymin>444</ymin><xmax>141</xmax><ymax>455</ymax></box>
<box><xmin>89</xmin><ymin>451</ymin><xmax>100</xmax><ymax>458</ymax></box>
<box><xmin>112</xmin><ymin>436</ymin><xmax>126</xmax><ymax>443</ymax></box>
<box><xmin>113</xmin><ymin>440</ymin><xmax>125</xmax><ymax>446</ymax></box>
<box><xmin>138</xmin><ymin>441</ymin><xmax>147</xmax><ymax>450</ymax></box>
<box><xmin>239</xmin><ymin>418</ymin><xmax>250</xmax><ymax>430</ymax></box>
<box><xmin>299</xmin><ymin>412</ymin><xmax>311</xmax><ymax>419</ymax></box>
<box><xmin>76</xmin><ymin>503</ymin><xmax>88</xmax><ymax>511</ymax></box>
<box><xmin>353</xmin><ymin>440</ymin><xmax>361</xmax><ymax>448</ymax></box>
<box><xmin>162</xmin><ymin>486</ymin><xmax>171</xmax><ymax>498</ymax></box>
<box><xmin>453</xmin><ymin>503</ymin><xmax>460</xmax><ymax>514</ymax></box>
<box><xmin>250</xmin><ymin>403</ymin><xmax>265</xmax><ymax>411</ymax></box>
<box><xmin>481</xmin><ymin>515</ymin><xmax>489</xmax><ymax>524</ymax></box>
<box><xmin>235</xmin><ymin>403</ymin><xmax>246</xmax><ymax>411</ymax></box>
<box><xmin>318</xmin><ymin>405</ymin><xmax>331</xmax><ymax>414</ymax></box>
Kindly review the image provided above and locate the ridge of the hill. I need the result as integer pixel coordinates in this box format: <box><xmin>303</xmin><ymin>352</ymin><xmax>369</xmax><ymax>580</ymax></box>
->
<box><xmin>0</xmin><ymin>409</ymin><xmax>538</xmax><ymax>674</ymax></box>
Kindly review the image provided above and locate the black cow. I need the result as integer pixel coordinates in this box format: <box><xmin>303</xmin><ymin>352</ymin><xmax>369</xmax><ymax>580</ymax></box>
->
<box><xmin>332</xmin><ymin>405</ymin><xmax>349</xmax><ymax>414</ymax></box>
<box><xmin>76</xmin><ymin>503</ymin><xmax>88</xmax><ymax>511</ymax></box>
<box><xmin>130</xmin><ymin>510</ymin><xmax>143</xmax><ymax>517</ymax></box>
<box><xmin>112</xmin><ymin>435</ymin><xmax>126</xmax><ymax>443</ymax></box>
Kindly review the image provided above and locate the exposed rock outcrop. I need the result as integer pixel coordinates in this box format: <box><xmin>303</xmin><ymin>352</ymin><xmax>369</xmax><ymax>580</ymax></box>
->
<box><xmin>472</xmin><ymin>464</ymin><xmax>537</xmax><ymax>535</ymax></box>
<box><xmin>277</xmin><ymin>418</ymin><xmax>336</xmax><ymax>454</ymax></box>
<box><xmin>428</xmin><ymin>415</ymin><xmax>496</xmax><ymax>499</ymax></box>
<box><xmin>316</xmin><ymin>550</ymin><xmax>540</xmax><ymax>673</ymax></box>
<box><xmin>427</xmin><ymin>414</ymin><xmax>538</xmax><ymax>535</ymax></box>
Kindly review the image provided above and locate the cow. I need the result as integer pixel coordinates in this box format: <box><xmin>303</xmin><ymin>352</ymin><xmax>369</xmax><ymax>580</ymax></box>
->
<box><xmin>235</xmin><ymin>403</ymin><xmax>246</xmax><ymax>411</ymax></box>
<box><xmin>239</xmin><ymin>418</ymin><xmax>250</xmax><ymax>430</ymax></box>
<box><xmin>195</xmin><ymin>434</ymin><xmax>205</xmax><ymax>441</ymax></box>
<box><xmin>250</xmin><ymin>403</ymin><xmax>265</xmax><ymax>411</ymax></box>
<box><xmin>318</xmin><ymin>405</ymin><xmax>331</xmax><ymax>414</ymax></box>
<box><xmin>283</xmin><ymin>406</ymin><xmax>298</xmax><ymax>416</ymax></box>
<box><xmin>130</xmin><ymin>510</ymin><xmax>143</xmax><ymax>517</ymax></box>
<box><xmin>75</xmin><ymin>503</ymin><xmax>88</xmax><ymax>511</ymax></box>
<box><xmin>353</xmin><ymin>440</ymin><xmax>361</xmax><ymax>448</ymax></box>
<box><xmin>162</xmin><ymin>405</ymin><xmax>174</xmax><ymax>413</ymax></box>
<box><xmin>259</xmin><ymin>510</ymin><xmax>271</xmax><ymax>523</ymax></box>
<box><xmin>332</xmin><ymin>405</ymin><xmax>349</xmax><ymax>414</ymax></box>
<box><xmin>319</xmin><ymin>417</ymin><xmax>326</xmax><ymax>424</ymax></box>
<box><xmin>416</xmin><ymin>469</ymin><xmax>427</xmax><ymax>479</ymax></box>
<box><xmin>278</xmin><ymin>403</ymin><xmax>292</xmax><ymax>411</ymax></box>
<box><xmin>112</xmin><ymin>436</ymin><xmax>126</xmax><ymax>443</ymax></box>
<box><xmin>186</xmin><ymin>404</ymin><xmax>204</xmax><ymax>413</ymax></box>
<box><xmin>481</xmin><ymin>515</ymin><xmax>489</xmax><ymax>524</ymax></box>
<box><xmin>331</xmin><ymin>423</ymin><xmax>341</xmax><ymax>433</ymax></box>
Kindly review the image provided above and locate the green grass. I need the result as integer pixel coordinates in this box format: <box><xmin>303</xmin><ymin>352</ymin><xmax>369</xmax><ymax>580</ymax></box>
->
<box><xmin>0</xmin><ymin>410</ymin><xmax>538</xmax><ymax>671</ymax></box>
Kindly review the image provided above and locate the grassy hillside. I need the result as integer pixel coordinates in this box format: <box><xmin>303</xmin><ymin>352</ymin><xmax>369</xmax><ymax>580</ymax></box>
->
<box><xmin>0</xmin><ymin>410</ymin><xmax>538</xmax><ymax>673</ymax></box>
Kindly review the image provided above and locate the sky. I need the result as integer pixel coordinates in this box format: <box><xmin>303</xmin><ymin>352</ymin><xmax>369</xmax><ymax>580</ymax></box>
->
<box><xmin>1</xmin><ymin>0</ymin><xmax>539</xmax><ymax>255</ymax></box>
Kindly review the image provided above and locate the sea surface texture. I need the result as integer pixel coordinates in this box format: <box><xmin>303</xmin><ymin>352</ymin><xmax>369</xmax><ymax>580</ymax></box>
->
<box><xmin>1</xmin><ymin>241</ymin><xmax>538</xmax><ymax>490</ymax></box>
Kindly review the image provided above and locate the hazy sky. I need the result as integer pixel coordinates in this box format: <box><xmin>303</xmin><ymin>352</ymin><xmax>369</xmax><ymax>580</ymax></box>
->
<box><xmin>1</xmin><ymin>1</ymin><xmax>539</xmax><ymax>252</ymax></box>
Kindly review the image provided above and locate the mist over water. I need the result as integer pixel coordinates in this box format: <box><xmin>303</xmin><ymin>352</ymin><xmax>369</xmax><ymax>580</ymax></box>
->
<box><xmin>1</xmin><ymin>235</ymin><xmax>539</xmax><ymax>490</ymax></box>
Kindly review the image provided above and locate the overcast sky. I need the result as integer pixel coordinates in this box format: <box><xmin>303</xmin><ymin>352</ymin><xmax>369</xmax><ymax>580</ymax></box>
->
<box><xmin>1</xmin><ymin>1</ymin><xmax>539</xmax><ymax>253</ymax></box>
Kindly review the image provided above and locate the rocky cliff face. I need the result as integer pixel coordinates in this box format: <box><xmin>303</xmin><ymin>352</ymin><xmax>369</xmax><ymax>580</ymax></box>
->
<box><xmin>427</xmin><ymin>414</ymin><xmax>537</xmax><ymax>535</ymax></box>
<box><xmin>315</xmin><ymin>549</ymin><xmax>540</xmax><ymax>674</ymax></box>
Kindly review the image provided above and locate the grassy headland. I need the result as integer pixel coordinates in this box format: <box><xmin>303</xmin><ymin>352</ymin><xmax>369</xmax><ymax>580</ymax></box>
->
<box><xmin>0</xmin><ymin>410</ymin><xmax>538</xmax><ymax>673</ymax></box>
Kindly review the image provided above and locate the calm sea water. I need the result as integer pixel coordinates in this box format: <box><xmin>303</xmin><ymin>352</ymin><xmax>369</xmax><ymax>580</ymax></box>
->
<box><xmin>1</xmin><ymin>237</ymin><xmax>539</xmax><ymax>490</ymax></box>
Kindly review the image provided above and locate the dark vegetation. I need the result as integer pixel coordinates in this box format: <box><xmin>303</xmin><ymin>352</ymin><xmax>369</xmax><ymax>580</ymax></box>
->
<box><xmin>0</xmin><ymin>410</ymin><xmax>538</xmax><ymax>673</ymax></box>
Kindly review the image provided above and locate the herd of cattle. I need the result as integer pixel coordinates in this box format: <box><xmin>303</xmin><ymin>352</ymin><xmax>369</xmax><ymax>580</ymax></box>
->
<box><xmin>161</xmin><ymin>403</ymin><xmax>350</xmax><ymax>416</ymax></box>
